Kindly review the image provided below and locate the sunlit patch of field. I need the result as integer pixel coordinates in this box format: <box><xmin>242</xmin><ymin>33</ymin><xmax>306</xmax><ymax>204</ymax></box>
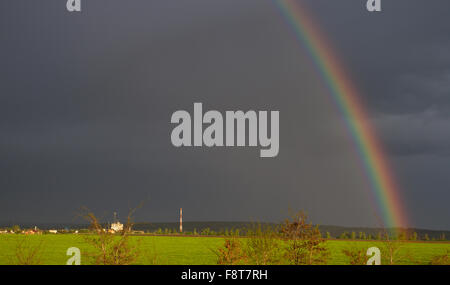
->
<box><xmin>0</xmin><ymin>235</ymin><xmax>448</xmax><ymax>265</ymax></box>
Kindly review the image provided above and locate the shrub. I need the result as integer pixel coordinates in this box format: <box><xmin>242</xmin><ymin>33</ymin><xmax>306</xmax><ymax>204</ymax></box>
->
<box><xmin>430</xmin><ymin>251</ymin><xmax>450</xmax><ymax>265</ymax></box>
<box><xmin>81</xmin><ymin>207</ymin><xmax>142</xmax><ymax>265</ymax></box>
<box><xmin>12</xmin><ymin>236</ymin><xmax>45</xmax><ymax>265</ymax></box>
<box><xmin>215</xmin><ymin>237</ymin><xmax>246</xmax><ymax>265</ymax></box>
<box><xmin>243</xmin><ymin>224</ymin><xmax>283</xmax><ymax>265</ymax></box>
<box><xmin>342</xmin><ymin>244</ymin><xmax>367</xmax><ymax>265</ymax></box>
<box><xmin>280</xmin><ymin>211</ymin><xmax>329</xmax><ymax>265</ymax></box>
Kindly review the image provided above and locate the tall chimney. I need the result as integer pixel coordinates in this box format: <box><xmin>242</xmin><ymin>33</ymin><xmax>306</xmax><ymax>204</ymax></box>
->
<box><xmin>180</xmin><ymin>208</ymin><xmax>183</xmax><ymax>233</ymax></box>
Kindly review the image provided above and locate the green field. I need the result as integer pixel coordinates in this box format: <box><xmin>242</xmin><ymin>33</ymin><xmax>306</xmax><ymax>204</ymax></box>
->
<box><xmin>0</xmin><ymin>235</ymin><xmax>449</xmax><ymax>265</ymax></box>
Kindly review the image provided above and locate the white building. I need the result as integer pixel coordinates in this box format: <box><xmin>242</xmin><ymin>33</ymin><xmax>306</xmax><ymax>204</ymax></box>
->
<box><xmin>111</xmin><ymin>222</ymin><xmax>123</xmax><ymax>232</ymax></box>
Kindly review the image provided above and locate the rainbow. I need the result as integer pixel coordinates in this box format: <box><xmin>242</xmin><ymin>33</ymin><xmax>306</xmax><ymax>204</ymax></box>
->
<box><xmin>274</xmin><ymin>0</ymin><xmax>408</xmax><ymax>229</ymax></box>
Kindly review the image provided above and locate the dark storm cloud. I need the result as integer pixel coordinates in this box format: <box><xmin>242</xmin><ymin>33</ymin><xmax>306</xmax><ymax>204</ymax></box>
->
<box><xmin>305</xmin><ymin>0</ymin><xmax>450</xmax><ymax>229</ymax></box>
<box><xmin>310</xmin><ymin>1</ymin><xmax>450</xmax><ymax>113</ymax></box>
<box><xmin>0</xmin><ymin>0</ymin><xmax>449</xmax><ymax>229</ymax></box>
<box><xmin>375</xmin><ymin>111</ymin><xmax>450</xmax><ymax>156</ymax></box>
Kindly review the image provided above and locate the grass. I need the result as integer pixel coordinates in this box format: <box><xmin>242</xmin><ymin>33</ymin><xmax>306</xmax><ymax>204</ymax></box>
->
<box><xmin>0</xmin><ymin>234</ymin><xmax>448</xmax><ymax>265</ymax></box>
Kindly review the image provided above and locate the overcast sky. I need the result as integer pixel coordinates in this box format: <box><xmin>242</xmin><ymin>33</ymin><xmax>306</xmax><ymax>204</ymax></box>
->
<box><xmin>0</xmin><ymin>0</ymin><xmax>449</xmax><ymax>230</ymax></box>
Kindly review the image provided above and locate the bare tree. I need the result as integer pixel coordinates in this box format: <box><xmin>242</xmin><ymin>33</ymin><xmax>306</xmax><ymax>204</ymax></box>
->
<box><xmin>9</xmin><ymin>235</ymin><xmax>45</xmax><ymax>265</ymax></box>
<box><xmin>80</xmin><ymin>205</ymin><xmax>142</xmax><ymax>265</ymax></box>
<box><xmin>377</xmin><ymin>228</ymin><xmax>414</xmax><ymax>265</ymax></box>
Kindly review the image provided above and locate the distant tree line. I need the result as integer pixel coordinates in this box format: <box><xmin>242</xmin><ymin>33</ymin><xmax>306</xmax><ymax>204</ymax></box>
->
<box><xmin>329</xmin><ymin>230</ymin><xmax>447</xmax><ymax>241</ymax></box>
<box><xmin>1</xmin><ymin>224</ymin><xmax>447</xmax><ymax>242</ymax></box>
